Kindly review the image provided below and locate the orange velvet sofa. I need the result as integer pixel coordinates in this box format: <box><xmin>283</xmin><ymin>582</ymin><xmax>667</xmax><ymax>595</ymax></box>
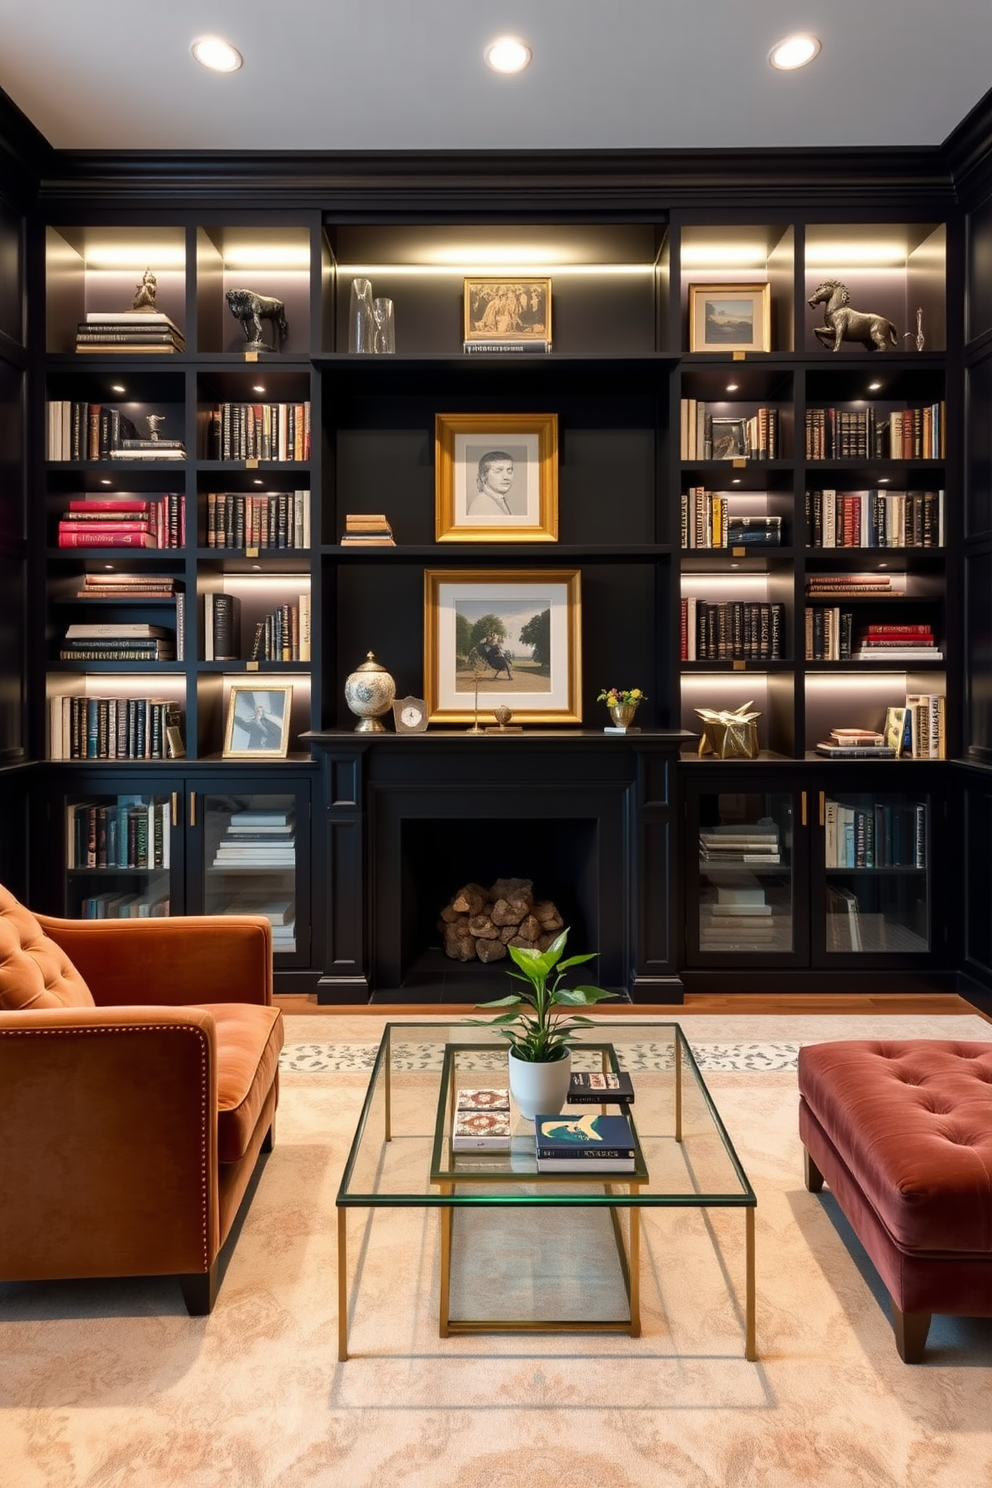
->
<box><xmin>0</xmin><ymin>885</ymin><xmax>283</xmax><ymax>1314</ymax></box>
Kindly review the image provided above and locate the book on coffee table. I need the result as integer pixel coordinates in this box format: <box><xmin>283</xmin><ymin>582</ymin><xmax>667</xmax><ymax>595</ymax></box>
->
<box><xmin>534</xmin><ymin>1111</ymin><xmax>636</xmax><ymax>1171</ymax></box>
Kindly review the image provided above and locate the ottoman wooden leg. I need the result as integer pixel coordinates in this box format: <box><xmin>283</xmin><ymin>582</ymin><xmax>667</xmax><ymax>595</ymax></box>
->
<box><xmin>892</xmin><ymin>1304</ymin><xmax>931</xmax><ymax>1364</ymax></box>
<box><xmin>803</xmin><ymin>1147</ymin><xmax>824</xmax><ymax>1193</ymax></box>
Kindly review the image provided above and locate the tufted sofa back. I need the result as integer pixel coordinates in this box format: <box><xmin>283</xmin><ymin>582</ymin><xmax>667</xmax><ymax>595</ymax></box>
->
<box><xmin>0</xmin><ymin>885</ymin><xmax>95</xmax><ymax>1009</ymax></box>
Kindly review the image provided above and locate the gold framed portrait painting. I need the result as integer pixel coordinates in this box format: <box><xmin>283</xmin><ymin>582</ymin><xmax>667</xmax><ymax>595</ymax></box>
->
<box><xmin>435</xmin><ymin>412</ymin><xmax>558</xmax><ymax>543</ymax></box>
<box><xmin>424</xmin><ymin>568</ymin><xmax>581</xmax><ymax>725</ymax></box>
<box><xmin>223</xmin><ymin>685</ymin><xmax>293</xmax><ymax>758</ymax></box>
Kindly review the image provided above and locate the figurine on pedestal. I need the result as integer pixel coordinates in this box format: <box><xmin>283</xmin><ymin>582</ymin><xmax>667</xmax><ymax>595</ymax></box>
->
<box><xmin>225</xmin><ymin>288</ymin><xmax>289</xmax><ymax>353</ymax></box>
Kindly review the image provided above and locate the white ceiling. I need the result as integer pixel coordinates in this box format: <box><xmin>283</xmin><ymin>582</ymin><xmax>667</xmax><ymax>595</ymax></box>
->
<box><xmin>0</xmin><ymin>0</ymin><xmax>989</xmax><ymax>155</ymax></box>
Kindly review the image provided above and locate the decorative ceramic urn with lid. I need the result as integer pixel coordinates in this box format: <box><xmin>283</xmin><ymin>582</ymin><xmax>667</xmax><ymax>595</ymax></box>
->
<box><xmin>344</xmin><ymin>651</ymin><xmax>396</xmax><ymax>732</ymax></box>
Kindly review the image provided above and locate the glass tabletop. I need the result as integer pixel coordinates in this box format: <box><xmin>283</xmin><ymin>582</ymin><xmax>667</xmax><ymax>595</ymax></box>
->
<box><xmin>337</xmin><ymin>1021</ymin><xmax>755</xmax><ymax>1209</ymax></box>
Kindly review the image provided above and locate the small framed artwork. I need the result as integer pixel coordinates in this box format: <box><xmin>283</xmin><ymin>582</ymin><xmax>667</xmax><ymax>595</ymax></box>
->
<box><xmin>424</xmin><ymin>568</ymin><xmax>582</xmax><ymax>724</ymax></box>
<box><xmin>435</xmin><ymin>412</ymin><xmax>558</xmax><ymax>543</ymax></box>
<box><xmin>688</xmin><ymin>283</ymin><xmax>771</xmax><ymax>353</ymax></box>
<box><xmin>463</xmin><ymin>278</ymin><xmax>552</xmax><ymax>344</ymax></box>
<box><xmin>223</xmin><ymin>685</ymin><xmax>293</xmax><ymax>758</ymax></box>
<box><xmin>709</xmin><ymin>417</ymin><xmax>748</xmax><ymax>459</ymax></box>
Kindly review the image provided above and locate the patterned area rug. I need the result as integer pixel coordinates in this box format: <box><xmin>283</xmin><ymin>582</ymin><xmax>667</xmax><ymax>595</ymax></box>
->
<box><xmin>5</xmin><ymin>1010</ymin><xmax>992</xmax><ymax>1488</ymax></box>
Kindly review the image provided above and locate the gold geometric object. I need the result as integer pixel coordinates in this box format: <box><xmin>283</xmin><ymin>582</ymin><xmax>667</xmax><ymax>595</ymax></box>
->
<box><xmin>695</xmin><ymin>701</ymin><xmax>761</xmax><ymax>759</ymax></box>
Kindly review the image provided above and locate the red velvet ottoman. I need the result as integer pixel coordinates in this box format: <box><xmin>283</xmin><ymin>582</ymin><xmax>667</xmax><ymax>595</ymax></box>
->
<box><xmin>798</xmin><ymin>1040</ymin><xmax>992</xmax><ymax>1361</ymax></box>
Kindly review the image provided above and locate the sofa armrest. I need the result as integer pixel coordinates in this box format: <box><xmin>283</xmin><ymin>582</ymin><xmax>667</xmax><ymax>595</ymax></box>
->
<box><xmin>0</xmin><ymin>1005</ymin><xmax>222</xmax><ymax>1280</ymax></box>
<box><xmin>34</xmin><ymin>912</ymin><xmax>273</xmax><ymax>1008</ymax></box>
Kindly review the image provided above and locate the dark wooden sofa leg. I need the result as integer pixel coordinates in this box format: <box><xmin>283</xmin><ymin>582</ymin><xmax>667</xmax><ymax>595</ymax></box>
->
<box><xmin>803</xmin><ymin>1147</ymin><xmax>824</xmax><ymax>1193</ymax></box>
<box><xmin>179</xmin><ymin>1260</ymin><xmax>219</xmax><ymax>1316</ymax></box>
<box><xmin>892</xmin><ymin>1304</ymin><xmax>931</xmax><ymax>1363</ymax></box>
<box><xmin>262</xmin><ymin>1118</ymin><xmax>275</xmax><ymax>1153</ymax></box>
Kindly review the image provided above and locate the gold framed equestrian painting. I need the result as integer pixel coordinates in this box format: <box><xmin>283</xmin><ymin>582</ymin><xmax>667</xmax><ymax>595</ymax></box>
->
<box><xmin>463</xmin><ymin>277</ymin><xmax>552</xmax><ymax>345</ymax></box>
<box><xmin>435</xmin><ymin>412</ymin><xmax>558</xmax><ymax>543</ymax></box>
<box><xmin>688</xmin><ymin>283</ymin><xmax>771</xmax><ymax>353</ymax></box>
<box><xmin>424</xmin><ymin>568</ymin><xmax>582</xmax><ymax>725</ymax></box>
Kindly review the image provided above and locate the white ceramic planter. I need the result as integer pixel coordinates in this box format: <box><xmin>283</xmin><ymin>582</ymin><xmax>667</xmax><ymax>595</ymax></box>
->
<box><xmin>508</xmin><ymin>1047</ymin><xmax>572</xmax><ymax>1121</ymax></box>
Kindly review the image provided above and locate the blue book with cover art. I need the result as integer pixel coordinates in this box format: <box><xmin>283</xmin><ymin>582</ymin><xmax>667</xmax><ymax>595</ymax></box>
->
<box><xmin>534</xmin><ymin>1111</ymin><xmax>636</xmax><ymax>1171</ymax></box>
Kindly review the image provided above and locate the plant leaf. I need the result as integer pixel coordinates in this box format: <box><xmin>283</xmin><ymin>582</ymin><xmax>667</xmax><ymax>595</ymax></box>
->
<box><xmin>556</xmin><ymin>952</ymin><xmax>597</xmax><ymax>971</ymax></box>
<box><xmin>474</xmin><ymin>994</ymin><xmax>523</xmax><ymax>1009</ymax></box>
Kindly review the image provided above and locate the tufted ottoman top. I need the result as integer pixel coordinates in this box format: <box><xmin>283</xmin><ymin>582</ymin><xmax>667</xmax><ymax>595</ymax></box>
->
<box><xmin>798</xmin><ymin>1040</ymin><xmax>992</xmax><ymax>1253</ymax></box>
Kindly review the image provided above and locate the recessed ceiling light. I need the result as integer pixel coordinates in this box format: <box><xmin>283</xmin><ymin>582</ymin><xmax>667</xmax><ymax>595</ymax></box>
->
<box><xmin>769</xmin><ymin>34</ymin><xmax>821</xmax><ymax>71</ymax></box>
<box><xmin>868</xmin><ymin>381</ymin><xmax>882</xmax><ymax>391</ymax></box>
<box><xmin>191</xmin><ymin>36</ymin><xmax>243</xmax><ymax>73</ymax></box>
<box><xmin>485</xmin><ymin>37</ymin><xmax>531</xmax><ymax>74</ymax></box>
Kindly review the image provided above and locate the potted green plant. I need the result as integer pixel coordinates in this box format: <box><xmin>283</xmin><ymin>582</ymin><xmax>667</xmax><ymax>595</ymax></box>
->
<box><xmin>469</xmin><ymin>927</ymin><xmax>615</xmax><ymax>1118</ymax></box>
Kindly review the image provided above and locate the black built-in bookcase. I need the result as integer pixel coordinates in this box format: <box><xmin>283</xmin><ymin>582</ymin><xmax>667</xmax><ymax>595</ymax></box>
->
<box><xmin>0</xmin><ymin>112</ymin><xmax>989</xmax><ymax>1004</ymax></box>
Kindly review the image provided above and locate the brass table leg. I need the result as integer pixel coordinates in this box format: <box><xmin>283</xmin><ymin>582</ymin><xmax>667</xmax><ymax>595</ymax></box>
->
<box><xmin>337</xmin><ymin>1207</ymin><xmax>348</xmax><ymax>1362</ymax></box>
<box><xmin>745</xmin><ymin>1206</ymin><xmax>757</xmax><ymax>1361</ymax></box>
<box><xmin>438</xmin><ymin>1183</ymin><xmax>452</xmax><ymax>1338</ymax></box>
<box><xmin>629</xmin><ymin>1205</ymin><xmax>641</xmax><ymax>1337</ymax></box>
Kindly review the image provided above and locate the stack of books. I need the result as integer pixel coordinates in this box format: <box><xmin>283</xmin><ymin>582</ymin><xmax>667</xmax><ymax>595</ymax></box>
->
<box><xmin>805</xmin><ymin>573</ymin><xmax>904</xmax><ymax>600</ymax></box>
<box><xmin>681</xmin><ymin>489</ymin><xmax>783</xmax><ymax>549</ymax></box>
<box><xmin>75</xmin><ymin>310</ymin><xmax>186</xmax><ymax>354</ymax></box>
<box><xmin>567</xmin><ymin>1070</ymin><xmax>635</xmax><ymax>1105</ymax></box>
<box><xmin>533</xmin><ymin>1111</ymin><xmax>636</xmax><ymax>1172</ymax></box>
<box><xmin>852</xmin><ymin>623</ymin><xmax>942</xmax><ymax>662</ymax></box>
<box><xmin>59</xmin><ymin>622</ymin><xmax>176</xmax><ymax>663</ymax></box>
<box><xmin>815</xmin><ymin>728</ymin><xmax>895</xmax><ymax>758</ymax></box>
<box><xmin>211</xmin><ymin>809</ymin><xmax>296</xmax><ymax>870</ymax></box>
<box><xmin>452</xmin><ymin>1088</ymin><xmax>512</xmax><ymax>1151</ymax></box>
<box><xmin>222</xmin><ymin>895</ymin><xmax>296</xmax><ymax>952</ymax></box>
<box><xmin>698</xmin><ymin>869</ymin><xmax>790</xmax><ymax>951</ymax></box>
<box><xmin>75</xmin><ymin>572</ymin><xmax>178</xmax><ymax>600</ymax></box>
<box><xmin>699</xmin><ymin>822</ymin><xmax>781</xmax><ymax>864</ymax></box>
<box><xmin>57</xmin><ymin>496</ymin><xmax>185</xmax><ymax>549</ymax></box>
<box><xmin>340</xmin><ymin>513</ymin><xmax>395</xmax><ymax>546</ymax></box>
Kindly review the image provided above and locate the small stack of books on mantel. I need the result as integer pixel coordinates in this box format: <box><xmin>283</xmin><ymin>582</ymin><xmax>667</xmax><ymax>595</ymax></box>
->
<box><xmin>851</xmin><ymin>623</ymin><xmax>942</xmax><ymax>662</ymax></box>
<box><xmin>75</xmin><ymin>310</ymin><xmax>186</xmax><ymax>355</ymax></box>
<box><xmin>340</xmin><ymin>513</ymin><xmax>394</xmax><ymax>546</ymax></box>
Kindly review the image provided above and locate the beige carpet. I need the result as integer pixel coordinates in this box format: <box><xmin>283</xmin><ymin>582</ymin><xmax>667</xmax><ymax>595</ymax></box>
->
<box><xmin>4</xmin><ymin>1012</ymin><xmax>992</xmax><ymax>1488</ymax></box>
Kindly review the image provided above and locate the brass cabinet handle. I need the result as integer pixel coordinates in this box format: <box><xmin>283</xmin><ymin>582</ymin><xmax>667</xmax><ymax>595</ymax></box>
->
<box><xmin>800</xmin><ymin>790</ymin><xmax>807</xmax><ymax>827</ymax></box>
<box><xmin>819</xmin><ymin>790</ymin><xmax>825</xmax><ymax>828</ymax></box>
<box><xmin>190</xmin><ymin>791</ymin><xmax>196</xmax><ymax>828</ymax></box>
<box><xmin>171</xmin><ymin>791</ymin><xmax>178</xmax><ymax>827</ymax></box>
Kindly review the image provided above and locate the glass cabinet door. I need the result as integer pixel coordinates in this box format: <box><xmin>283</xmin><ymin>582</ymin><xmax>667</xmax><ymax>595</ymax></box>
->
<box><xmin>691</xmin><ymin>789</ymin><xmax>798</xmax><ymax>960</ymax></box>
<box><xmin>64</xmin><ymin>791</ymin><xmax>175</xmax><ymax>918</ymax></box>
<box><xmin>821</xmin><ymin>790</ymin><xmax>930</xmax><ymax>956</ymax></box>
<box><xmin>197</xmin><ymin>787</ymin><xmax>307</xmax><ymax>962</ymax></box>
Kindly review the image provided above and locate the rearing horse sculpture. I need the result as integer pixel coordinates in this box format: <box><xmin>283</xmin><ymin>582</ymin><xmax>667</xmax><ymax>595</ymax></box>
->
<box><xmin>808</xmin><ymin>280</ymin><xmax>899</xmax><ymax>352</ymax></box>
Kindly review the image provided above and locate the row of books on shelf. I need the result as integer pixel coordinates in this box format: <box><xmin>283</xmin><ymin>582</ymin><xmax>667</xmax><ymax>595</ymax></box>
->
<box><xmin>47</xmin><ymin>402</ymin><xmax>186</xmax><ymax>463</ymax></box>
<box><xmin>680</xmin><ymin>599</ymin><xmax>785</xmax><ymax>660</ymax></box>
<box><xmin>78</xmin><ymin>891</ymin><xmax>171</xmax><ymax>919</ymax></box>
<box><xmin>804</xmin><ymin>403</ymin><xmax>944</xmax><ymax>461</ymax></box>
<box><xmin>211</xmin><ymin>810</ymin><xmax>296</xmax><ymax>870</ymax></box>
<box><xmin>49</xmin><ymin>696</ymin><xmax>185</xmax><ymax>761</ymax></box>
<box><xmin>824</xmin><ymin>797</ymin><xmax>926</xmax><ymax>868</ymax></box>
<box><xmin>59</xmin><ymin>622</ymin><xmax>177</xmax><ymax>663</ymax></box>
<box><xmin>206</xmin><ymin>491</ymin><xmax>310</xmax><ymax>549</ymax></box>
<box><xmin>680</xmin><ymin>402</ymin><xmax>780</xmax><ymax>462</ymax></box>
<box><xmin>56</xmin><ymin>496</ymin><xmax>186</xmax><ymax>551</ymax></box>
<box><xmin>339</xmin><ymin>512</ymin><xmax>395</xmax><ymax>545</ymax></box>
<box><xmin>75</xmin><ymin>310</ymin><xmax>185</xmax><ymax>355</ymax></box>
<box><xmin>805</xmin><ymin>489</ymin><xmax>943</xmax><ymax>549</ymax></box>
<box><xmin>202</xmin><ymin>593</ymin><xmax>311</xmax><ymax>662</ymax></box>
<box><xmin>67</xmin><ymin>796</ymin><xmax>172</xmax><ymax>869</ymax></box>
<box><xmin>205</xmin><ymin>402</ymin><xmax>311</xmax><ymax>463</ymax></box>
<box><xmin>681</xmin><ymin>490</ymin><xmax>782</xmax><ymax>549</ymax></box>
<box><xmin>805</xmin><ymin>616</ymin><xmax>941</xmax><ymax>663</ymax></box>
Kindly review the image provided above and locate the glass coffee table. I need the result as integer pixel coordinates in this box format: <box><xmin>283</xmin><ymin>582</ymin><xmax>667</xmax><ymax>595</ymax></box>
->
<box><xmin>336</xmin><ymin>1020</ymin><xmax>757</xmax><ymax>1361</ymax></box>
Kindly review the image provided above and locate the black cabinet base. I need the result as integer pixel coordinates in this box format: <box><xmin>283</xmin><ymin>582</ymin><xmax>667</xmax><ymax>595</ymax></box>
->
<box><xmin>678</xmin><ymin>967</ymin><xmax>962</xmax><ymax>996</ymax></box>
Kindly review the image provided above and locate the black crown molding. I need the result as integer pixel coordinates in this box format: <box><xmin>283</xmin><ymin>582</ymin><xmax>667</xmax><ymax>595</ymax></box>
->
<box><xmin>34</xmin><ymin>145</ymin><xmax>957</xmax><ymax>216</ymax></box>
<box><xmin>943</xmin><ymin>83</ymin><xmax>992</xmax><ymax>208</ymax></box>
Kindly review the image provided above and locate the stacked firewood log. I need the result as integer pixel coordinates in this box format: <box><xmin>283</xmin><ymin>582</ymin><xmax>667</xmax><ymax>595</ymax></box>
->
<box><xmin>438</xmin><ymin>878</ymin><xmax>564</xmax><ymax>963</ymax></box>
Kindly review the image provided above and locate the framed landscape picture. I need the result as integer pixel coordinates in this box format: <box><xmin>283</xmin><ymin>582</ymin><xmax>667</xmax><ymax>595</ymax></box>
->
<box><xmin>223</xmin><ymin>685</ymin><xmax>293</xmax><ymax>758</ymax></box>
<box><xmin>435</xmin><ymin>412</ymin><xmax>558</xmax><ymax>543</ymax></box>
<box><xmin>424</xmin><ymin>568</ymin><xmax>582</xmax><ymax>724</ymax></box>
<box><xmin>463</xmin><ymin>277</ymin><xmax>552</xmax><ymax>344</ymax></box>
<box><xmin>688</xmin><ymin>283</ymin><xmax>771</xmax><ymax>353</ymax></box>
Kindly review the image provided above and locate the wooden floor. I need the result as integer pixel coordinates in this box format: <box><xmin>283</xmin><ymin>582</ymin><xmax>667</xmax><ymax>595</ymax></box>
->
<box><xmin>275</xmin><ymin>991</ymin><xmax>991</xmax><ymax>1021</ymax></box>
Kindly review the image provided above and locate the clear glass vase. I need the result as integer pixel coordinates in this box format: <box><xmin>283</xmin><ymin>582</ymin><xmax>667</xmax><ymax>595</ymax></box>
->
<box><xmin>348</xmin><ymin>278</ymin><xmax>375</xmax><ymax>353</ymax></box>
<box><xmin>372</xmin><ymin>297</ymin><xmax>395</xmax><ymax>354</ymax></box>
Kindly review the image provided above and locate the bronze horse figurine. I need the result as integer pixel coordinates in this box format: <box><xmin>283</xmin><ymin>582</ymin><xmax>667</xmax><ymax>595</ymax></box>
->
<box><xmin>809</xmin><ymin>280</ymin><xmax>899</xmax><ymax>352</ymax></box>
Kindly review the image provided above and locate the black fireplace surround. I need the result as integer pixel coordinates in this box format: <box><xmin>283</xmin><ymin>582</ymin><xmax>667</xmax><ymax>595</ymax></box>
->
<box><xmin>308</xmin><ymin>731</ymin><xmax>687</xmax><ymax>1002</ymax></box>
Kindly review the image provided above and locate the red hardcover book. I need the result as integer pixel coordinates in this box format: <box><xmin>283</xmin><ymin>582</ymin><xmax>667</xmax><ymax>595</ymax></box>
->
<box><xmin>57</xmin><ymin>529</ymin><xmax>156</xmax><ymax>548</ymax></box>
<box><xmin>67</xmin><ymin>498</ymin><xmax>150</xmax><ymax>513</ymax></box>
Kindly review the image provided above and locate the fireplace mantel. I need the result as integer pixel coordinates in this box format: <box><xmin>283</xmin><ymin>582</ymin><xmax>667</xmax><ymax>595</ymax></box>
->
<box><xmin>304</xmin><ymin>730</ymin><xmax>690</xmax><ymax>1003</ymax></box>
